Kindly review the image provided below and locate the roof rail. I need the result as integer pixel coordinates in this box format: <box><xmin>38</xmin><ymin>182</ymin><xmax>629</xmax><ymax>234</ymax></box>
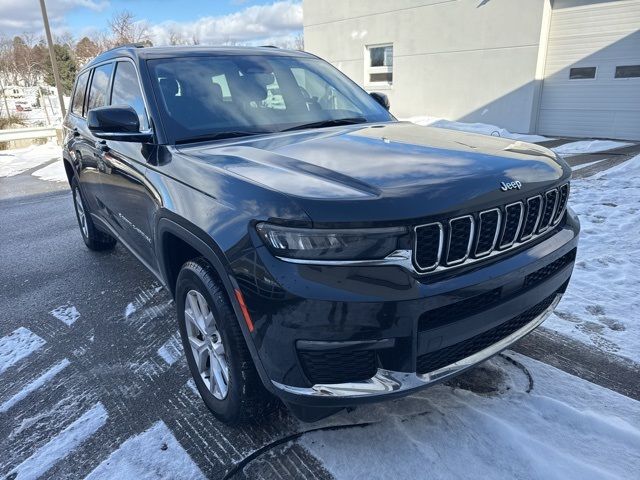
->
<box><xmin>99</xmin><ymin>42</ymin><xmax>147</xmax><ymax>55</ymax></box>
<box><xmin>260</xmin><ymin>45</ymin><xmax>279</xmax><ymax>48</ymax></box>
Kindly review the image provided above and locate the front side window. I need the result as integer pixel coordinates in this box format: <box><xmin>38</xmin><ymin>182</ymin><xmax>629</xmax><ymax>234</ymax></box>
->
<box><xmin>87</xmin><ymin>63</ymin><xmax>114</xmax><ymax>111</ymax></box>
<box><xmin>110</xmin><ymin>61</ymin><xmax>148</xmax><ymax>130</ymax></box>
<box><xmin>366</xmin><ymin>44</ymin><xmax>393</xmax><ymax>85</ymax></box>
<box><xmin>71</xmin><ymin>70</ymin><xmax>90</xmax><ymax>116</ymax></box>
<box><xmin>148</xmin><ymin>55</ymin><xmax>393</xmax><ymax>144</ymax></box>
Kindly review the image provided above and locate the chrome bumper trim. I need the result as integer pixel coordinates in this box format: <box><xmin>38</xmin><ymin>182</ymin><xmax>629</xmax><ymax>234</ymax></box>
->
<box><xmin>272</xmin><ymin>293</ymin><xmax>561</xmax><ymax>398</ymax></box>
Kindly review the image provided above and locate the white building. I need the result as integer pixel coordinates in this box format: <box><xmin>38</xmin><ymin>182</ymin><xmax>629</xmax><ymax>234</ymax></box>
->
<box><xmin>303</xmin><ymin>0</ymin><xmax>640</xmax><ymax>140</ymax></box>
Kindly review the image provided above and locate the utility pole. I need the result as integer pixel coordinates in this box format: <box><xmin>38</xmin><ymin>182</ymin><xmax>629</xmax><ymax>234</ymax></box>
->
<box><xmin>39</xmin><ymin>0</ymin><xmax>66</xmax><ymax>118</ymax></box>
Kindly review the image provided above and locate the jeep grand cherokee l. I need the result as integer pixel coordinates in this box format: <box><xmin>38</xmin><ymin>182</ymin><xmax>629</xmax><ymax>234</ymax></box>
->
<box><xmin>62</xmin><ymin>45</ymin><xmax>579</xmax><ymax>423</ymax></box>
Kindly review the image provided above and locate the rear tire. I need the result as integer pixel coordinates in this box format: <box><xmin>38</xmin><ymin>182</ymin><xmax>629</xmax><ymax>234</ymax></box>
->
<box><xmin>71</xmin><ymin>176</ymin><xmax>116</xmax><ymax>251</ymax></box>
<box><xmin>176</xmin><ymin>258</ymin><xmax>272</xmax><ymax>424</ymax></box>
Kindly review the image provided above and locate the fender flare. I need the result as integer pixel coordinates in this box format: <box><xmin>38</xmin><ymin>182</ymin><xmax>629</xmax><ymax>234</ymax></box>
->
<box><xmin>155</xmin><ymin>213</ymin><xmax>277</xmax><ymax>395</ymax></box>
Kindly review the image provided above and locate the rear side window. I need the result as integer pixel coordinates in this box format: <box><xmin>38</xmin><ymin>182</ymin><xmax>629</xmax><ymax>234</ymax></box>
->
<box><xmin>87</xmin><ymin>63</ymin><xmax>114</xmax><ymax>112</ymax></box>
<box><xmin>70</xmin><ymin>71</ymin><xmax>89</xmax><ymax>116</ymax></box>
<box><xmin>110</xmin><ymin>61</ymin><xmax>149</xmax><ymax>130</ymax></box>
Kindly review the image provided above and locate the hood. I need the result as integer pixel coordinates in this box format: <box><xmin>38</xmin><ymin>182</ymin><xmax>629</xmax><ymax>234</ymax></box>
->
<box><xmin>178</xmin><ymin>122</ymin><xmax>570</xmax><ymax>225</ymax></box>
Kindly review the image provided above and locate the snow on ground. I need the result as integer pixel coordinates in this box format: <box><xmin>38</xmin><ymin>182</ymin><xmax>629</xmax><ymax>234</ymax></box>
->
<box><xmin>85</xmin><ymin>421</ymin><xmax>205</xmax><ymax>480</ymax></box>
<box><xmin>32</xmin><ymin>160</ymin><xmax>67</xmax><ymax>183</ymax></box>
<box><xmin>406</xmin><ymin>116</ymin><xmax>550</xmax><ymax>143</ymax></box>
<box><xmin>0</xmin><ymin>327</ymin><xmax>46</xmax><ymax>375</ymax></box>
<box><xmin>157</xmin><ymin>332</ymin><xmax>184</xmax><ymax>366</ymax></box>
<box><xmin>0</xmin><ymin>142</ymin><xmax>60</xmax><ymax>177</ymax></box>
<box><xmin>9</xmin><ymin>402</ymin><xmax>108</xmax><ymax>480</ymax></box>
<box><xmin>0</xmin><ymin>358</ymin><xmax>70</xmax><ymax>413</ymax></box>
<box><xmin>50</xmin><ymin>304</ymin><xmax>81</xmax><ymax>326</ymax></box>
<box><xmin>545</xmin><ymin>154</ymin><xmax>640</xmax><ymax>362</ymax></box>
<box><xmin>552</xmin><ymin>140</ymin><xmax>631</xmax><ymax>156</ymax></box>
<box><xmin>302</xmin><ymin>353</ymin><xmax>640</xmax><ymax>480</ymax></box>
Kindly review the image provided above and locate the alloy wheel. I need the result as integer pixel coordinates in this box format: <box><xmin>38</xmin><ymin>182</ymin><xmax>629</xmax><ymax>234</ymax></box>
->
<box><xmin>184</xmin><ymin>289</ymin><xmax>230</xmax><ymax>399</ymax></box>
<box><xmin>73</xmin><ymin>187</ymin><xmax>89</xmax><ymax>238</ymax></box>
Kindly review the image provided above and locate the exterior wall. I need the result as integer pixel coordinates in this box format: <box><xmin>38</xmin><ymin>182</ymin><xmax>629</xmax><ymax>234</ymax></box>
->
<box><xmin>303</xmin><ymin>0</ymin><xmax>548</xmax><ymax>133</ymax></box>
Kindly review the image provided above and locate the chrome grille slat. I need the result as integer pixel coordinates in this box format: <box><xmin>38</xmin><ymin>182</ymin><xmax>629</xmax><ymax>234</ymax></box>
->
<box><xmin>413</xmin><ymin>182</ymin><xmax>569</xmax><ymax>274</ymax></box>
<box><xmin>553</xmin><ymin>184</ymin><xmax>569</xmax><ymax>226</ymax></box>
<box><xmin>499</xmin><ymin>202</ymin><xmax>524</xmax><ymax>249</ymax></box>
<box><xmin>413</xmin><ymin>222</ymin><xmax>444</xmax><ymax>272</ymax></box>
<box><xmin>520</xmin><ymin>195</ymin><xmax>543</xmax><ymax>241</ymax></box>
<box><xmin>474</xmin><ymin>208</ymin><xmax>501</xmax><ymax>258</ymax></box>
<box><xmin>446</xmin><ymin>215</ymin><xmax>475</xmax><ymax>265</ymax></box>
<box><xmin>538</xmin><ymin>189</ymin><xmax>559</xmax><ymax>233</ymax></box>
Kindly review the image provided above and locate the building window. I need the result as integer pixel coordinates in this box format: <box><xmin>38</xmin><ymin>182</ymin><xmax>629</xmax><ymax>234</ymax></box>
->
<box><xmin>569</xmin><ymin>67</ymin><xmax>596</xmax><ymax>79</ymax></box>
<box><xmin>615</xmin><ymin>65</ymin><xmax>640</xmax><ymax>79</ymax></box>
<box><xmin>366</xmin><ymin>44</ymin><xmax>393</xmax><ymax>85</ymax></box>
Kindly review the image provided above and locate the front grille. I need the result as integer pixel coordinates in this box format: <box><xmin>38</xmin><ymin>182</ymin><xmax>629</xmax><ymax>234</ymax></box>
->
<box><xmin>416</xmin><ymin>290</ymin><xmax>559</xmax><ymax>374</ymax></box>
<box><xmin>524</xmin><ymin>249</ymin><xmax>576</xmax><ymax>288</ymax></box>
<box><xmin>298</xmin><ymin>349</ymin><xmax>377</xmax><ymax>384</ymax></box>
<box><xmin>413</xmin><ymin>183</ymin><xmax>569</xmax><ymax>273</ymax></box>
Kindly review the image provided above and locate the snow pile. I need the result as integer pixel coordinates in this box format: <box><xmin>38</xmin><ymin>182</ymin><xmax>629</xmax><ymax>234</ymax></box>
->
<box><xmin>0</xmin><ymin>142</ymin><xmax>60</xmax><ymax>177</ymax></box>
<box><xmin>545</xmin><ymin>154</ymin><xmax>640</xmax><ymax>362</ymax></box>
<box><xmin>552</xmin><ymin>140</ymin><xmax>632</xmax><ymax>157</ymax></box>
<box><xmin>32</xmin><ymin>160</ymin><xmax>67</xmax><ymax>183</ymax></box>
<box><xmin>85</xmin><ymin>421</ymin><xmax>205</xmax><ymax>480</ymax></box>
<box><xmin>405</xmin><ymin>116</ymin><xmax>550</xmax><ymax>143</ymax></box>
<box><xmin>302</xmin><ymin>354</ymin><xmax>640</xmax><ymax>480</ymax></box>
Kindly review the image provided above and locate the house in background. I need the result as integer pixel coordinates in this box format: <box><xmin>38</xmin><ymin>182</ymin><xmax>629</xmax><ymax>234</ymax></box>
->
<box><xmin>303</xmin><ymin>0</ymin><xmax>640</xmax><ymax>140</ymax></box>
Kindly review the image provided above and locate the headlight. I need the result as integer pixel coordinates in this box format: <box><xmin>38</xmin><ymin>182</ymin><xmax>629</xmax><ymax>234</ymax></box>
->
<box><xmin>256</xmin><ymin>223</ymin><xmax>407</xmax><ymax>261</ymax></box>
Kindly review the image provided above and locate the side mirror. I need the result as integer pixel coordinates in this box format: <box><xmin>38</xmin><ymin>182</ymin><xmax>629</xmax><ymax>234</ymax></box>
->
<box><xmin>87</xmin><ymin>106</ymin><xmax>151</xmax><ymax>142</ymax></box>
<box><xmin>370</xmin><ymin>92</ymin><xmax>390</xmax><ymax>111</ymax></box>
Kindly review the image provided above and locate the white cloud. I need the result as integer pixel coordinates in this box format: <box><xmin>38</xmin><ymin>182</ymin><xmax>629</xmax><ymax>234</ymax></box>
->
<box><xmin>0</xmin><ymin>0</ymin><xmax>109</xmax><ymax>37</ymax></box>
<box><xmin>148</xmin><ymin>1</ymin><xmax>303</xmax><ymax>46</ymax></box>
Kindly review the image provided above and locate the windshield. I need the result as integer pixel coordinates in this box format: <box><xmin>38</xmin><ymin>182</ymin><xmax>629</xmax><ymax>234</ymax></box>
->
<box><xmin>147</xmin><ymin>54</ymin><xmax>394</xmax><ymax>143</ymax></box>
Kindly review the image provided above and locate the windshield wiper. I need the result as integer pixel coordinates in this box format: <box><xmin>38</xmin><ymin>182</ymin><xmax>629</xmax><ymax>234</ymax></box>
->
<box><xmin>282</xmin><ymin>117</ymin><xmax>368</xmax><ymax>132</ymax></box>
<box><xmin>175</xmin><ymin>130</ymin><xmax>271</xmax><ymax>144</ymax></box>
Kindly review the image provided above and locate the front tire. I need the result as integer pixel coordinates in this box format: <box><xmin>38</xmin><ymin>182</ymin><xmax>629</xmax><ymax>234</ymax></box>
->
<box><xmin>176</xmin><ymin>258</ymin><xmax>271</xmax><ymax>424</ymax></box>
<box><xmin>71</xmin><ymin>177</ymin><xmax>116</xmax><ymax>251</ymax></box>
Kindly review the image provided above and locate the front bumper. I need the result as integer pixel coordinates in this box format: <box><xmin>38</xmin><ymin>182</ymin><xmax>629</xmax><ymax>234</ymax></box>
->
<box><xmin>233</xmin><ymin>209</ymin><xmax>579</xmax><ymax>407</ymax></box>
<box><xmin>272</xmin><ymin>292</ymin><xmax>560</xmax><ymax>400</ymax></box>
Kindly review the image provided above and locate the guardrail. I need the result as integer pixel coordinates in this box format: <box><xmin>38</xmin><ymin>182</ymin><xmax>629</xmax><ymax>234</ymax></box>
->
<box><xmin>0</xmin><ymin>126</ymin><xmax>61</xmax><ymax>143</ymax></box>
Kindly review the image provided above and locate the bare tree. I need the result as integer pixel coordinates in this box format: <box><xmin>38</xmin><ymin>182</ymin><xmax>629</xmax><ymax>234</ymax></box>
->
<box><xmin>108</xmin><ymin>10</ymin><xmax>151</xmax><ymax>46</ymax></box>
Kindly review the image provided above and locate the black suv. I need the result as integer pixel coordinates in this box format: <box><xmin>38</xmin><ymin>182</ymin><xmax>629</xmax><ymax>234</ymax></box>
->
<box><xmin>62</xmin><ymin>45</ymin><xmax>579</xmax><ymax>423</ymax></box>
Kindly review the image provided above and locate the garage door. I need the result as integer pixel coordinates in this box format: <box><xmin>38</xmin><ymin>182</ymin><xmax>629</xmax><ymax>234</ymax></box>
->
<box><xmin>538</xmin><ymin>0</ymin><xmax>640</xmax><ymax>140</ymax></box>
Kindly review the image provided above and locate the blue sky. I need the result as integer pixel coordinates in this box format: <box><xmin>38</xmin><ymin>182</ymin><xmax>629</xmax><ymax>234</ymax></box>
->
<box><xmin>64</xmin><ymin>0</ymin><xmax>280</xmax><ymax>32</ymax></box>
<box><xmin>0</xmin><ymin>0</ymin><xmax>303</xmax><ymax>46</ymax></box>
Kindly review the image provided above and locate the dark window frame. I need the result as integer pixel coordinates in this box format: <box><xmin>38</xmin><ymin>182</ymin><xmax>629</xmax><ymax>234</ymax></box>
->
<box><xmin>569</xmin><ymin>67</ymin><xmax>597</xmax><ymax>80</ymax></box>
